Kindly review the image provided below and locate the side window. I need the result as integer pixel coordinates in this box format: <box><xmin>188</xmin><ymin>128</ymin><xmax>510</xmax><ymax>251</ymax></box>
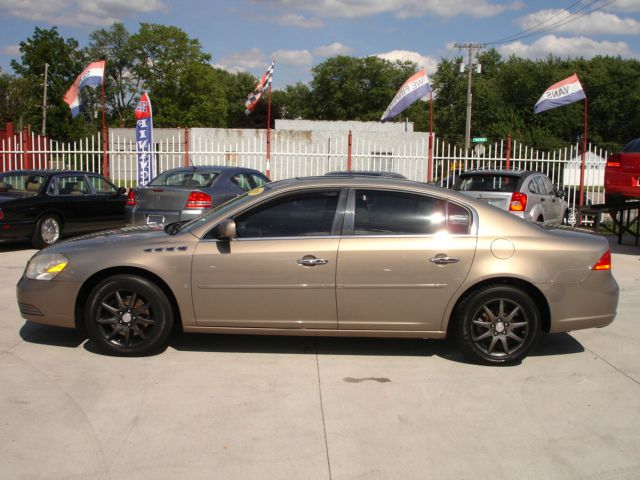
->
<box><xmin>232</xmin><ymin>173</ymin><xmax>252</xmax><ymax>192</ymax></box>
<box><xmin>234</xmin><ymin>190</ymin><xmax>340</xmax><ymax>238</ymax></box>
<box><xmin>58</xmin><ymin>175</ymin><xmax>90</xmax><ymax>195</ymax></box>
<box><xmin>353</xmin><ymin>190</ymin><xmax>446</xmax><ymax>235</ymax></box>
<box><xmin>251</xmin><ymin>173</ymin><xmax>269</xmax><ymax>187</ymax></box>
<box><xmin>447</xmin><ymin>202</ymin><xmax>471</xmax><ymax>235</ymax></box>
<box><xmin>528</xmin><ymin>178</ymin><xmax>541</xmax><ymax>194</ymax></box>
<box><xmin>90</xmin><ymin>176</ymin><xmax>117</xmax><ymax>194</ymax></box>
<box><xmin>540</xmin><ymin>176</ymin><xmax>554</xmax><ymax>195</ymax></box>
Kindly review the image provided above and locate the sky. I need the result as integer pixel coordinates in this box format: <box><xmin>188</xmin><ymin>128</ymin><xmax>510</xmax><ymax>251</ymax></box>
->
<box><xmin>0</xmin><ymin>0</ymin><xmax>639</xmax><ymax>88</ymax></box>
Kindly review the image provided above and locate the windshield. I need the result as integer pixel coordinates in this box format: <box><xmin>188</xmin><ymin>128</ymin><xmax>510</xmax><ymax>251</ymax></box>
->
<box><xmin>149</xmin><ymin>170</ymin><xmax>218</xmax><ymax>188</ymax></box>
<box><xmin>0</xmin><ymin>173</ymin><xmax>46</xmax><ymax>194</ymax></box>
<box><xmin>178</xmin><ymin>185</ymin><xmax>271</xmax><ymax>234</ymax></box>
<box><xmin>456</xmin><ymin>174</ymin><xmax>518</xmax><ymax>193</ymax></box>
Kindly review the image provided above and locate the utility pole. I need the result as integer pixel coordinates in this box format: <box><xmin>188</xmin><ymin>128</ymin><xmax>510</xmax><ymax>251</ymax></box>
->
<box><xmin>41</xmin><ymin>62</ymin><xmax>48</xmax><ymax>136</ymax></box>
<box><xmin>454</xmin><ymin>43</ymin><xmax>483</xmax><ymax>151</ymax></box>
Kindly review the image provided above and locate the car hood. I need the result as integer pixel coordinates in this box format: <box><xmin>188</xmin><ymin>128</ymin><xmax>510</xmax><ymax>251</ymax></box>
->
<box><xmin>43</xmin><ymin>223</ymin><xmax>177</xmax><ymax>254</ymax></box>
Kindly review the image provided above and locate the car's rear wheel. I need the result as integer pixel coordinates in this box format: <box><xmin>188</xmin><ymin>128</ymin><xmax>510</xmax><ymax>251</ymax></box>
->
<box><xmin>454</xmin><ymin>286</ymin><xmax>541</xmax><ymax>365</ymax></box>
<box><xmin>85</xmin><ymin>275</ymin><xmax>173</xmax><ymax>356</ymax></box>
<box><xmin>32</xmin><ymin>214</ymin><xmax>62</xmax><ymax>249</ymax></box>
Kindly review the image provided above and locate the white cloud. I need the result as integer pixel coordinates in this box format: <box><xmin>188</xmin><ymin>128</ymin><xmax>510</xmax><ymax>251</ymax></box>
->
<box><xmin>217</xmin><ymin>48</ymin><xmax>268</xmax><ymax>72</ymax></box>
<box><xmin>606</xmin><ymin>0</ymin><xmax>640</xmax><ymax>13</ymax></box>
<box><xmin>498</xmin><ymin>34</ymin><xmax>635</xmax><ymax>60</ymax></box>
<box><xmin>272</xmin><ymin>49</ymin><xmax>314</xmax><ymax>66</ymax></box>
<box><xmin>374</xmin><ymin>50</ymin><xmax>439</xmax><ymax>75</ymax></box>
<box><xmin>277</xmin><ymin>13</ymin><xmax>323</xmax><ymax>28</ymax></box>
<box><xmin>0</xmin><ymin>0</ymin><xmax>168</xmax><ymax>26</ymax></box>
<box><xmin>256</xmin><ymin>0</ymin><xmax>523</xmax><ymax>19</ymax></box>
<box><xmin>518</xmin><ymin>9</ymin><xmax>640</xmax><ymax>36</ymax></box>
<box><xmin>313</xmin><ymin>42</ymin><xmax>353</xmax><ymax>57</ymax></box>
<box><xmin>2</xmin><ymin>44</ymin><xmax>20</xmax><ymax>56</ymax></box>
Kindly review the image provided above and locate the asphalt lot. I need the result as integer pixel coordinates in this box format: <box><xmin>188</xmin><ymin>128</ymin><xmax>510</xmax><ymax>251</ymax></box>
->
<box><xmin>1</xmin><ymin>236</ymin><xmax>639</xmax><ymax>480</ymax></box>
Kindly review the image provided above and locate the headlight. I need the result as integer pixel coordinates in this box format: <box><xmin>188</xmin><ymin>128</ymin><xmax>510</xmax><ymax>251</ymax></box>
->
<box><xmin>26</xmin><ymin>253</ymin><xmax>69</xmax><ymax>281</ymax></box>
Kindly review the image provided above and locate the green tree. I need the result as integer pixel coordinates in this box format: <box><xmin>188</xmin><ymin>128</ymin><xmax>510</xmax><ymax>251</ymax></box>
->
<box><xmin>0</xmin><ymin>68</ymin><xmax>33</xmax><ymax>128</ymax></box>
<box><xmin>128</xmin><ymin>23</ymin><xmax>213</xmax><ymax>126</ymax></box>
<box><xmin>10</xmin><ymin>26</ymin><xmax>88</xmax><ymax>139</ymax></box>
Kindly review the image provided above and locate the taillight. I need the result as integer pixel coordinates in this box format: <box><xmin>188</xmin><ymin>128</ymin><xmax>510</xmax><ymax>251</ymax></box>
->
<box><xmin>606</xmin><ymin>154</ymin><xmax>621</xmax><ymax>168</ymax></box>
<box><xmin>509</xmin><ymin>192</ymin><xmax>527</xmax><ymax>212</ymax></box>
<box><xmin>0</xmin><ymin>208</ymin><xmax>3</xmax><ymax>220</ymax></box>
<box><xmin>185</xmin><ymin>191</ymin><xmax>212</xmax><ymax>209</ymax></box>
<box><xmin>592</xmin><ymin>250</ymin><xmax>611</xmax><ymax>271</ymax></box>
<box><xmin>126</xmin><ymin>189</ymin><xmax>136</xmax><ymax>206</ymax></box>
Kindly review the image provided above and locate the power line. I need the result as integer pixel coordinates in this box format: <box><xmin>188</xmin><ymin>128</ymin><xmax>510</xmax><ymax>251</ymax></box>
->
<box><xmin>486</xmin><ymin>0</ymin><xmax>618</xmax><ymax>46</ymax></box>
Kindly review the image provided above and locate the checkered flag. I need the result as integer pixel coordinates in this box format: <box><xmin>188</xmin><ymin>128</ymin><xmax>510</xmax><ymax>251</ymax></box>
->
<box><xmin>244</xmin><ymin>60</ymin><xmax>275</xmax><ymax>115</ymax></box>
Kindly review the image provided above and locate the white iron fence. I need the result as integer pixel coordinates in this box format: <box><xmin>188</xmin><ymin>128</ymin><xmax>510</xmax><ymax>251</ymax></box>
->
<box><xmin>1</xmin><ymin>128</ymin><xmax>608</xmax><ymax>216</ymax></box>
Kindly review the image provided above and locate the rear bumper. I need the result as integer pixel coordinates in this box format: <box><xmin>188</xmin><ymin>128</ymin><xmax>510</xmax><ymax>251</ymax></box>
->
<box><xmin>125</xmin><ymin>206</ymin><xmax>204</xmax><ymax>226</ymax></box>
<box><xmin>540</xmin><ymin>271</ymin><xmax>619</xmax><ymax>333</ymax></box>
<box><xmin>0</xmin><ymin>220</ymin><xmax>35</xmax><ymax>242</ymax></box>
<box><xmin>605</xmin><ymin>169</ymin><xmax>640</xmax><ymax>199</ymax></box>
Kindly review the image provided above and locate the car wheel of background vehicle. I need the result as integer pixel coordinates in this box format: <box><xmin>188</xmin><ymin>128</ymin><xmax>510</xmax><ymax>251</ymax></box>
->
<box><xmin>562</xmin><ymin>209</ymin><xmax>569</xmax><ymax>225</ymax></box>
<box><xmin>453</xmin><ymin>285</ymin><xmax>541</xmax><ymax>365</ymax></box>
<box><xmin>32</xmin><ymin>214</ymin><xmax>62</xmax><ymax>249</ymax></box>
<box><xmin>85</xmin><ymin>274</ymin><xmax>173</xmax><ymax>356</ymax></box>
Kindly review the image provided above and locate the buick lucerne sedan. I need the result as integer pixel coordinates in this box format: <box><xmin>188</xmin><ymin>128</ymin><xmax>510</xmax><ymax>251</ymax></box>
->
<box><xmin>17</xmin><ymin>177</ymin><xmax>618</xmax><ymax>365</ymax></box>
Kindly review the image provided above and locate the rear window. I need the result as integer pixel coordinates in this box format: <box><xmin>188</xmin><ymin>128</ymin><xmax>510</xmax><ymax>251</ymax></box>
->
<box><xmin>622</xmin><ymin>139</ymin><xmax>640</xmax><ymax>153</ymax></box>
<box><xmin>456</xmin><ymin>174</ymin><xmax>518</xmax><ymax>193</ymax></box>
<box><xmin>149</xmin><ymin>171</ymin><xmax>218</xmax><ymax>187</ymax></box>
<box><xmin>0</xmin><ymin>173</ymin><xmax>46</xmax><ymax>194</ymax></box>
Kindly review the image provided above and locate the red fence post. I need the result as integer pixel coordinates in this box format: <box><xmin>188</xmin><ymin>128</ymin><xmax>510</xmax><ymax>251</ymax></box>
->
<box><xmin>505</xmin><ymin>134</ymin><xmax>511</xmax><ymax>170</ymax></box>
<box><xmin>22</xmin><ymin>127</ymin><xmax>32</xmax><ymax>170</ymax></box>
<box><xmin>102</xmin><ymin>128</ymin><xmax>109</xmax><ymax>179</ymax></box>
<box><xmin>347</xmin><ymin>130</ymin><xmax>352</xmax><ymax>172</ymax></box>
<box><xmin>184</xmin><ymin>127</ymin><xmax>190</xmax><ymax>166</ymax></box>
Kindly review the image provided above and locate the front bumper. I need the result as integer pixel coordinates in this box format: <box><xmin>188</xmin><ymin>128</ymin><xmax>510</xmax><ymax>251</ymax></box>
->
<box><xmin>17</xmin><ymin>275</ymin><xmax>80</xmax><ymax>328</ymax></box>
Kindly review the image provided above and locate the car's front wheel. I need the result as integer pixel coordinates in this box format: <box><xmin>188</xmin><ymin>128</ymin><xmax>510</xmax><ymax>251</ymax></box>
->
<box><xmin>85</xmin><ymin>275</ymin><xmax>174</xmax><ymax>356</ymax></box>
<box><xmin>453</xmin><ymin>285</ymin><xmax>541</xmax><ymax>365</ymax></box>
<box><xmin>32</xmin><ymin>214</ymin><xmax>62</xmax><ymax>249</ymax></box>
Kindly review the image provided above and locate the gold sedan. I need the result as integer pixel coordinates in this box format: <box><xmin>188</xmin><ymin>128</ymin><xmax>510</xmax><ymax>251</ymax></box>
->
<box><xmin>17</xmin><ymin>176</ymin><xmax>618</xmax><ymax>365</ymax></box>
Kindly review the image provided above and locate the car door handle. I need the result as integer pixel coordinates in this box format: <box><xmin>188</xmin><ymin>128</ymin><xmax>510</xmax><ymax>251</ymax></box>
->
<box><xmin>297</xmin><ymin>256</ymin><xmax>329</xmax><ymax>267</ymax></box>
<box><xmin>429</xmin><ymin>255</ymin><xmax>460</xmax><ymax>265</ymax></box>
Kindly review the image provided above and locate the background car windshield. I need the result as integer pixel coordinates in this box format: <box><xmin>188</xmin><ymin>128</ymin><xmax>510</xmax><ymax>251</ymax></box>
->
<box><xmin>622</xmin><ymin>138</ymin><xmax>640</xmax><ymax>153</ymax></box>
<box><xmin>149</xmin><ymin>171</ymin><xmax>218</xmax><ymax>187</ymax></box>
<box><xmin>458</xmin><ymin>175</ymin><xmax>518</xmax><ymax>193</ymax></box>
<box><xmin>0</xmin><ymin>174</ymin><xmax>46</xmax><ymax>193</ymax></box>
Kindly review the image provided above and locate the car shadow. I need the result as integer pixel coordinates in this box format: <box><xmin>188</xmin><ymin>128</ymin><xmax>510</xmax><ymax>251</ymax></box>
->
<box><xmin>19</xmin><ymin>323</ymin><xmax>584</xmax><ymax>365</ymax></box>
<box><xmin>0</xmin><ymin>241</ymin><xmax>36</xmax><ymax>253</ymax></box>
<box><xmin>19</xmin><ymin>321</ymin><xmax>86</xmax><ymax>348</ymax></box>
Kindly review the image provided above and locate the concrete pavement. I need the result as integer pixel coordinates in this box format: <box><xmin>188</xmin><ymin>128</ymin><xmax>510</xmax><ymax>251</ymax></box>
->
<box><xmin>1</xmin><ymin>237</ymin><xmax>639</xmax><ymax>480</ymax></box>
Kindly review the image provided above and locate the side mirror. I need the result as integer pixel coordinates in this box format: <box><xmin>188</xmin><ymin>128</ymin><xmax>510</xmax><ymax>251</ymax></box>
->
<box><xmin>117</xmin><ymin>187</ymin><xmax>127</xmax><ymax>195</ymax></box>
<box><xmin>216</xmin><ymin>219</ymin><xmax>236</xmax><ymax>240</ymax></box>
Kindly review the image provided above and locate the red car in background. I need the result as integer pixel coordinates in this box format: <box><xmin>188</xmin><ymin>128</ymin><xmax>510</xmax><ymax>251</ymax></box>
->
<box><xmin>605</xmin><ymin>138</ymin><xmax>640</xmax><ymax>205</ymax></box>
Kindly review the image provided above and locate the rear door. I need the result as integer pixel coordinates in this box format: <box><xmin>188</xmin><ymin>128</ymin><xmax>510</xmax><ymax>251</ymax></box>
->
<box><xmin>336</xmin><ymin>189</ymin><xmax>476</xmax><ymax>331</ymax></box>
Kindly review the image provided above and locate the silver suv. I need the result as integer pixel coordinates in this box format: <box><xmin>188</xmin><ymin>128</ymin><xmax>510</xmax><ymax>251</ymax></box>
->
<box><xmin>453</xmin><ymin>170</ymin><xmax>568</xmax><ymax>224</ymax></box>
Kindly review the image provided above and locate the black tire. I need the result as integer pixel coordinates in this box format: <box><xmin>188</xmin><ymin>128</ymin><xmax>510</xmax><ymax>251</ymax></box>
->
<box><xmin>85</xmin><ymin>275</ymin><xmax>173</xmax><ymax>356</ymax></box>
<box><xmin>32</xmin><ymin>214</ymin><xmax>62</xmax><ymax>249</ymax></box>
<box><xmin>453</xmin><ymin>285</ymin><xmax>541</xmax><ymax>365</ymax></box>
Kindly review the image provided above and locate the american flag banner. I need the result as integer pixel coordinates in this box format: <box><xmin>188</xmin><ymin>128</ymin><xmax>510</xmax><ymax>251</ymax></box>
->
<box><xmin>244</xmin><ymin>60</ymin><xmax>274</xmax><ymax>115</ymax></box>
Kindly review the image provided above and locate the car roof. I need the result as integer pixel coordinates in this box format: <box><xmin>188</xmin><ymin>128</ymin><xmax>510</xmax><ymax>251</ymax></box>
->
<box><xmin>159</xmin><ymin>165</ymin><xmax>263</xmax><ymax>174</ymax></box>
<box><xmin>459</xmin><ymin>169</ymin><xmax>536</xmax><ymax>178</ymax></box>
<box><xmin>0</xmin><ymin>169</ymin><xmax>100</xmax><ymax>176</ymax></box>
<box><xmin>324</xmin><ymin>170</ymin><xmax>407</xmax><ymax>179</ymax></box>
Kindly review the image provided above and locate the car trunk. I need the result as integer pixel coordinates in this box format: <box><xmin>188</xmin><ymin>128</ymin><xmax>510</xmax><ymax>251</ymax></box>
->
<box><xmin>134</xmin><ymin>186</ymin><xmax>195</xmax><ymax>211</ymax></box>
